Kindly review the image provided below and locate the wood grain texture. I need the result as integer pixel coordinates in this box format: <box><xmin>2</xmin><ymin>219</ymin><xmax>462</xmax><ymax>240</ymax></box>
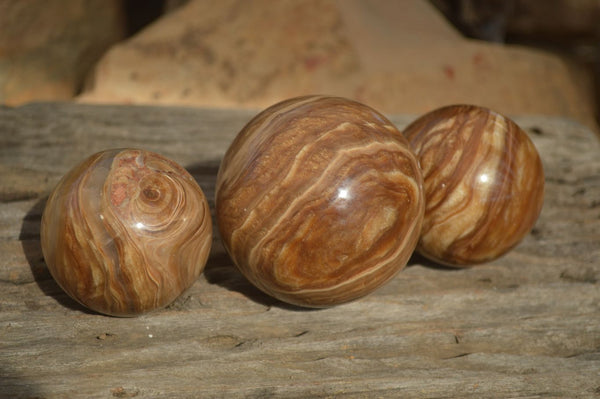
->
<box><xmin>40</xmin><ymin>149</ymin><xmax>212</xmax><ymax>316</ymax></box>
<box><xmin>216</xmin><ymin>96</ymin><xmax>424</xmax><ymax>307</ymax></box>
<box><xmin>403</xmin><ymin>105</ymin><xmax>545</xmax><ymax>266</ymax></box>
<box><xmin>0</xmin><ymin>103</ymin><xmax>599</xmax><ymax>398</ymax></box>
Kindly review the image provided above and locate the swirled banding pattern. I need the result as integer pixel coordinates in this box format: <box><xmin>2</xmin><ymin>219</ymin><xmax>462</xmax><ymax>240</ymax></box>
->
<box><xmin>403</xmin><ymin>105</ymin><xmax>544</xmax><ymax>266</ymax></box>
<box><xmin>41</xmin><ymin>149</ymin><xmax>212</xmax><ymax>316</ymax></box>
<box><xmin>216</xmin><ymin>96</ymin><xmax>425</xmax><ymax>307</ymax></box>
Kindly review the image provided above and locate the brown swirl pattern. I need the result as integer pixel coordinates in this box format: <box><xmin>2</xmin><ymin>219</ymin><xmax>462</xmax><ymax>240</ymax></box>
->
<box><xmin>216</xmin><ymin>96</ymin><xmax>424</xmax><ymax>307</ymax></box>
<box><xmin>41</xmin><ymin>149</ymin><xmax>212</xmax><ymax>316</ymax></box>
<box><xmin>403</xmin><ymin>105</ymin><xmax>544</xmax><ymax>266</ymax></box>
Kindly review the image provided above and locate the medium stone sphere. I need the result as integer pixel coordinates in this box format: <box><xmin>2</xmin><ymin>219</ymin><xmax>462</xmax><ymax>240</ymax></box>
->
<box><xmin>403</xmin><ymin>104</ymin><xmax>544</xmax><ymax>266</ymax></box>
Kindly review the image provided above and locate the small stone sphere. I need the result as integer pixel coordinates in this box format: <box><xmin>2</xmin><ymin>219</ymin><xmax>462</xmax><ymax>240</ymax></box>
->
<box><xmin>403</xmin><ymin>104</ymin><xmax>544</xmax><ymax>266</ymax></box>
<box><xmin>215</xmin><ymin>95</ymin><xmax>425</xmax><ymax>307</ymax></box>
<box><xmin>40</xmin><ymin>149</ymin><xmax>212</xmax><ymax>316</ymax></box>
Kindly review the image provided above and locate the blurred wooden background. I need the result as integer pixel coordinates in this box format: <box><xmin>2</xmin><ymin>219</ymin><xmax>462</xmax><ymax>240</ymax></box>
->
<box><xmin>1</xmin><ymin>0</ymin><xmax>598</xmax><ymax>132</ymax></box>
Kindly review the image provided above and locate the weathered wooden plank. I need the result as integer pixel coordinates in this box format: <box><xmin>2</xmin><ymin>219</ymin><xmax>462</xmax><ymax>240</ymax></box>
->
<box><xmin>0</xmin><ymin>103</ymin><xmax>599</xmax><ymax>398</ymax></box>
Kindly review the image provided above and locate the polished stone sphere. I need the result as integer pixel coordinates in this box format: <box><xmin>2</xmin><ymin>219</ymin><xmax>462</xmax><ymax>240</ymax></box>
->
<box><xmin>215</xmin><ymin>96</ymin><xmax>425</xmax><ymax>307</ymax></box>
<box><xmin>40</xmin><ymin>149</ymin><xmax>212</xmax><ymax>316</ymax></box>
<box><xmin>403</xmin><ymin>104</ymin><xmax>544</xmax><ymax>266</ymax></box>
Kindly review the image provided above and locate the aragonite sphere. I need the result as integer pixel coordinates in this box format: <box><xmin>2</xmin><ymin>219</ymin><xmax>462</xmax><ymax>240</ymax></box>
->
<box><xmin>403</xmin><ymin>105</ymin><xmax>544</xmax><ymax>267</ymax></box>
<box><xmin>215</xmin><ymin>96</ymin><xmax>425</xmax><ymax>307</ymax></box>
<box><xmin>40</xmin><ymin>149</ymin><xmax>212</xmax><ymax>316</ymax></box>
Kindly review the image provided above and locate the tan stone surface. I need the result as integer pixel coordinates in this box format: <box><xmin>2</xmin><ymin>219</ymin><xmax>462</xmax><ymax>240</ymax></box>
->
<box><xmin>79</xmin><ymin>0</ymin><xmax>597</xmax><ymax>130</ymax></box>
<box><xmin>0</xmin><ymin>0</ymin><xmax>125</xmax><ymax>106</ymax></box>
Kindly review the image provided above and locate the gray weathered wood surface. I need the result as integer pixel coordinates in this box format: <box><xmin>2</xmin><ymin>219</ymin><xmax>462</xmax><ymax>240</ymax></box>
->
<box><xmin>1</xmin><ymin>103</ymin><xmax>599</xmax><ymax>399</ymax></box>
